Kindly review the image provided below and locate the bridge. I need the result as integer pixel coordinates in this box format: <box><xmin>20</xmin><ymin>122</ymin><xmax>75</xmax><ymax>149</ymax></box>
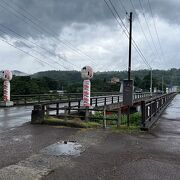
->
<box><xmin>2</xmin><ymin>91</ymin><xmax>173</xmax><ymax>130</ymax></box>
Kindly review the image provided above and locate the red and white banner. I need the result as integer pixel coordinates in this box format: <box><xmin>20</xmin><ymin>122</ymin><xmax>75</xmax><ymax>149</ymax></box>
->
<box><xmin>83</xmin><ymin>80</ymin><xmax>91</xmax><ymax>107</ymax></box>
<box><xmin>3</xmin><ymin>80</ymin><xmax>10</xmax><ymax>102</ymax></box>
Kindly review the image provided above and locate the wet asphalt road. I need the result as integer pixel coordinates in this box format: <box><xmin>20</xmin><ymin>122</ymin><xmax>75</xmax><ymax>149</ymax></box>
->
<box><xmin>45</xmin><ymin>94</ymin><xmax>180</xmax><ymax>180</ymax></box>
<box><xmin>0</xmin><ymin>106</ymin><xmax>78</xmax><ymax>169</ymax></box>
<box><xmin>0</xmin><ymin>106</ymin><xmax>32</xmax><ymax>133</ymax></box>
<box><xmin>0</xmin><ymin>94</ymin><xmax>180</xmax><ymax>179</ymax></box>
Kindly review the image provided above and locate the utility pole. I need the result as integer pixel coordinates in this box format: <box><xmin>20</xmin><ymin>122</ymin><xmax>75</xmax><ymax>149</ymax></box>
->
<box><xmin>150</xmin><ymin>68</ymin><xmax>152</xmax><ymax>96</ymax></box>
<box><xmin>126</xmin><ymin>12</ymin><xmax>133</xmax><ymax>126</ymax></box>
<box><xmin>128</xmin><ymin>12</ymin><xmax>132</xmax><ymax>80</ymax></box>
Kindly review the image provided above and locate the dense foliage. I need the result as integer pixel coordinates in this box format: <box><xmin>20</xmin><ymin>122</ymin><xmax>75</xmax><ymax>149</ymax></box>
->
<box><xmin>0</xmin><ymin>68</ymin><xmax>179</xmax><ymax>99</ymax></box>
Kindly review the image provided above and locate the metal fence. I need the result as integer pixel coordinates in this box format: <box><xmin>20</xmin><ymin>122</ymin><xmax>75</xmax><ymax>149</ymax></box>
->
<box><xmin>141</xmin><ymin>92</ymin><xmax>176</xmax><ymax>130</ymax></box>
<box><xmin>12</xmin><ymin>92</ymin><xmax>159</xmax><ymax>107</ymax></box>
<box><xmin>31</xmin><ymin>92</ymin><xmax>177</xmax><ymax>130</ymax></box>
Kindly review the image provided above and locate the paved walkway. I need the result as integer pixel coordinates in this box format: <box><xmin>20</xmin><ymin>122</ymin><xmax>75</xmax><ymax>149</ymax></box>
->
<box><xmin>45</xmin><ymin>94</ymin><xmax>180</xmax><ymax>180</ymax></box>
<box><xmin>0</xmin><ymin>94</ymin><xmax>180</xmax><ymax>180</ymax></box>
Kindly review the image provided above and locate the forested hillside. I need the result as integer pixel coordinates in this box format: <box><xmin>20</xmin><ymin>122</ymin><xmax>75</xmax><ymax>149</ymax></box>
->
<box><xmin>0</xmin><ymin>68</ymin><xmax>179</xmax><ymax>98</ymax></box>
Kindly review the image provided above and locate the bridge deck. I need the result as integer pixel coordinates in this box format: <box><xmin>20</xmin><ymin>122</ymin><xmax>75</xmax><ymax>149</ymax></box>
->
<box><xmin>152</xmin><ymin>93</ymin><xmax>180</xmax><ymax>135</ymax></box>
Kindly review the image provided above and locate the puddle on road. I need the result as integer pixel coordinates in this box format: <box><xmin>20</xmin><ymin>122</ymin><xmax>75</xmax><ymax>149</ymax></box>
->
<box><xmin>41</xmin><ymin>141</ymin><xmax>82</xmax><ymax>156</ymax></box>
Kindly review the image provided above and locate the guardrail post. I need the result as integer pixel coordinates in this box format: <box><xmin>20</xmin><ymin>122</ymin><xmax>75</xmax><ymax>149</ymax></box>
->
<box><xmin>155</xmin><ymin>99</ymin><xmax>157</xmax><ymax>115</ymax></box>
<box><xmin>46</xmin><ymin>105</ymin><xmax>49</xmax><ymax>116</ymax></box>
<box><xmin>68</xmin><ymin>101</ymin><xmax>71</xmax><ymax>114</ymax></box>
<box><xmin>117</xmin><ymin>108</ymin><xmax>121</xmax><ymax>128</ymax></box>
<box><xmin>78</xmin><ymin>100</ymin><xmax>81</xmax><ymax>112</ymax></box>
<box><xmin>50</xmin><ymin>94</ymin><xmax>53</xmax><ymax>101</ymax></box>
<box><xmin>103</xmin><ymin>107</ymin><xmax>106</xmax><ymax>128</ymax></box>
<box><xmin>149</xmin><ymin>101</ymin><xmax>153</xmax><ymax>121</ymax></box>
<box><xmin>95</xmin><ymin>98</ymin><xmax>98</xmax><ymax>107</ymax></box>
<box><xmin>112</xmin><ymin>96</ymin><xmax>114</xmax><ymax>104</ymax></box>
<box><xmin>64</xmin><ymin>107</ymin><xmax>68</xmax><ymax>121</ymax></box>
<box><xmin>56</xmin><ymin>103</ymin><xmax>59</xmax><ymax>116</ymax></box>
<box><xmin>104</xmin><ymin>97</ymin><xmax>107</xmax><ymax>105</ymax></box>
<box><xmin>141</xmin><ymin>101</ymin><xmax>146</xmax><ymax>128</ymax></box>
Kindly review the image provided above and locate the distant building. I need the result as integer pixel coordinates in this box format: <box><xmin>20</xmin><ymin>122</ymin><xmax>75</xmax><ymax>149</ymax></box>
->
<box><xmin>111</xmin><ymin>77</ymin><xmax>120</xmax><ymax>84</ymax></box>
<box><xmin>49</xmin><ymin>90</ymin><xmax>64</xmax><ymax>94</ymax></box>
<box><xmin>170</xmin><ymin>86</ymin><xmax>179</xmax><ymax>92</ymax></box>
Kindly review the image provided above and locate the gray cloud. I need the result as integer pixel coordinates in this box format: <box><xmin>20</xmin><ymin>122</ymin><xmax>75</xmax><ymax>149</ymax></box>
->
<box><xmin>0</xmin><ymin>0</ymin><xmax>179</xmax><ymax>73</ymax></box>
<box><xmin>0</xmin><ymin>0</ymin><xmax>178</xmax><ymax>38</ymax></box>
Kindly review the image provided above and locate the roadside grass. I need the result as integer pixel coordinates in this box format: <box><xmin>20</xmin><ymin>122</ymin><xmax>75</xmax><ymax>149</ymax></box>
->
<box><xmin>91</xmin><ymin>112</ymin><xmax>141</xmax><ymax>126</ymax></box>
<box><xmin>43</xmin><ymin>117</ymin><xmax>101</xmax><ymax>128</ymax></box>
<box><xmin>43</xmin><ymin>112</ymin><xmax>142</xmax><ymax>131</ymax></box>
<box><xmin>91</xmin><ymin>111</ymin><xmax>142</xmax><ymax>133</ymax></box>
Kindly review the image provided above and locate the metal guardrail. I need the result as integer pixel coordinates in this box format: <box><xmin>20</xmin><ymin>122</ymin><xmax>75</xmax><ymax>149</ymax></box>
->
<box><xmin>141</xmin><ymin>92</ymin><xmax>176</xmax><ymax>130</ymax></box>
<box><xmin>11</xmin><ymin>92</ymin><xmax>157</xmax><ymax>106</ymax></box>
<box><xmin>31</xmin><ymin>92</ymin><xmax>175</xmax><ymax>130</ymax></box>
<box><xmin>11</xmin><ymin>92</ymin><xmax>121</xmax><ymax>105</ymax></box>
<box><xmin>90</xmin><ymin>92</ymin><xmax>159</xmax><ymax>107</ymax></box>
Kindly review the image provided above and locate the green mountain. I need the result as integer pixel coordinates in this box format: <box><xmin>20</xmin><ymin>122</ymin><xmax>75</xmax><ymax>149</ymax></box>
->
<box><xmin>0</xmin><ymin>68</ymin><xmax>179</xmax><ymax>98</ymax></box>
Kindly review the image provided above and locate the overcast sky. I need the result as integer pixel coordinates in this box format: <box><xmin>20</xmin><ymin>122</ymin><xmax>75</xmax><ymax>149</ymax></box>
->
<box><xmin>0</xmin><ymin>0</ymin><xmax>179</xmax><ymax>74</ymax></box>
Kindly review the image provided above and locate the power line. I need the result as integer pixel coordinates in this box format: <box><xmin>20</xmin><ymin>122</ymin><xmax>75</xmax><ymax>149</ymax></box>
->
<box><xmin>117</xmin><ymin>0</ymin><xmax>128</xmax><ymax>14</ymax></box>
<box><xmin>106</xmin><ymin>0</ymin><xmax>151</xmax><ymax>69</ymax></box>
<box><xmin>147</xmin><ymin>0</ymin><xmax>166</xmax><ymax>61</ymax></box>
<box><xmin>138</xmin><ymin>0</ymin><xmax>162</xmax><ymax>62</ymax></box>
<box><xmin>129</xmin><ymin>0</ymin><xmax>158</xmax><ymax>61</ymax></box>
<box><xmin>113</xmin><ymin>0</ymin><xmax>152</xmax><ymax>69</ymax></box>
<box><xmin>0</xmin><ymin>36</ymin><xmax>58</xmax><ymax>70</ymax></box>
<box><xmin>0</xmin><ymin>0</ymin><xmax>98</xmax><ymax>67</ymax></box>
<box><xmin>0</xmin><ymin>28</ymin><xmax>71</xmax><ymax>70</ymax></box>
<box><xmin>0</xmin><ymin>23</ymin><xmax>77</xmax><ymax>70</ymax></box>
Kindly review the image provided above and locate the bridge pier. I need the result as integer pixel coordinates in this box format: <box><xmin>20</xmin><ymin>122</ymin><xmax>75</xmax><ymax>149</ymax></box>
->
<box><xmin>31</xmin><ymin>105</ymin><xmax>45</xmax><ymax>124</ymax></box>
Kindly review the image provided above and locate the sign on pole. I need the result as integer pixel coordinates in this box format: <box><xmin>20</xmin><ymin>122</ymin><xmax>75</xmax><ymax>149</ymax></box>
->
<box><xmin>123</xmin><ymin>80</ymin><xmax>133</xmax><ymax>106</ymax></box>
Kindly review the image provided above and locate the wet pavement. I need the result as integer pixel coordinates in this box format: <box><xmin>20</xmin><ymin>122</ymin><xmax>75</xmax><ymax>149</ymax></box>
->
<box><xmin>0</xmin><ymin>124</ymin><xmax>78</xmax><ymax>169</ymax></box>
<box><xmin>0</xmin><ymin>95</ymin><xmax>180</xmax><ymax>179</ymax></box>
<box><xmin>44</xmin><ymin>94</ymin><xmax>180</xmax><ymax>180</ymax></box>
<box><xmin>0</xmin><ymin>105</ymin><xmax>78</xmax><ymax>169</ymax></box>
<box><xmin>41</xmin><ymin>141</ymin><xmax>82</xmax><ymax>156</ymax></box>
<box><xmin>0</xmin><ymin>106</ymin><xmax>32</xmax><ymax>132</ymax></box>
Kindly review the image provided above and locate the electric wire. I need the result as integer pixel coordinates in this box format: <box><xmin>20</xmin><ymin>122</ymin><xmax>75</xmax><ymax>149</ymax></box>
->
<box><xmin>110</xmin><ymin>0</ymin><xmax>151</xmax><ymax>69</ymax></box>
<box><xmin>106</xmin><ymin>0</ymin><xmax>151</xmax><ymax>69</ymax></box>
<box><xmin>129</xmin><ymin>0</ymin><xmax>158</xmax><ymax>61</ymax></box>
<box><xmin>0</xmin><ymin>0</ymin><xmax>98</xmax><ymax>67</ymax></box>
<box><xmin>147</xmin><ymin>0</ymin><xmax>166</xmax><ymax>61</ymax></box>
<box><xmin>0</xmin><ymin>23</ymin><xmax>77</xmax><ymax>70</ymax></box>
<box><xmin>0</xmin><ymin>36</ymin><xmax>59</xmax><ymax>70</ymax></box>
<box><xmin>0</xmin><ymin>1</ymin><xmax>80</xmax><ymax>69</ymax></box>
<box><xmin>138</xmin><ymin>0</ymin><xmax>162</xmax><ymax>62</ymax></box>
